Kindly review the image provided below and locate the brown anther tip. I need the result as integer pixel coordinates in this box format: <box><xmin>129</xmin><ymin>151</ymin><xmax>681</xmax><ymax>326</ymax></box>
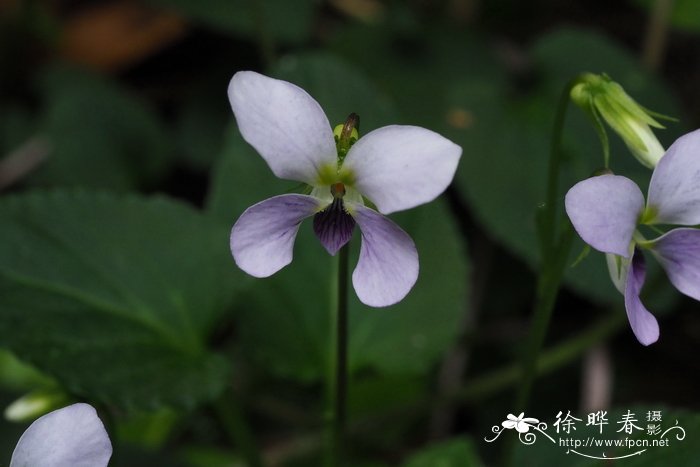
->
<box><xmin>331</xmin><ymin>182</ymin><xmax>346</xmax><ymax>198</ymax></box>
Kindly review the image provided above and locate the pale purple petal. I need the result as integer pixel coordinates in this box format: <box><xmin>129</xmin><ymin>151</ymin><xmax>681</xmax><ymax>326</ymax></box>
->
<box><xmin>342</xmin><ymin>125</ymin><xmax>461</xmax><ymax>215</ymax></box>
<box><xmin>650</xmin><ymin>228</ymin><xmax>700</xmax><ymax>301</ymax></box>
<box><xmin>349</xmin><ymin>204</ymin><xmax>418</xmax><ymax>307</ymax></box>
<box><xmin>647</xmin><ymin>129</ymin><xmax>700</xmax><ymax>225</ymax></box>
<box><xmin>231</xmin><ymin>194</ymin><xmax>323</xmax><ymax>277</ymax></box>
<box><xmin>564</xmin><ymin>175</ymin><xmax>644</xmax><ymax>258</ymax></box>
<box><xmin>11</xmin><ymin>403</ymin><xmax>112</xmax><ymax>467</ymax></box>
<box><xmin>228</xmin><ymin>71</ymin><xmax>337</xmax><ymax>184</ymax></box>
<box><xmin>624</xmin><ymin>250</ymin><xmax>660</xmax><ymax>346</ymax></box>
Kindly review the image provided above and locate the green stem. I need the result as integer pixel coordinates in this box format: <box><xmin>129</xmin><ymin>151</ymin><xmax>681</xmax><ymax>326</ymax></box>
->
<box><xmin>539</xmin><ymin>80</ymin><xmax>576</xmax><ymax>260</ymax></box>
<box><xmin>215</xmin><ymin>391</ymin><xmax>262</xmax><ymax>467</ymax></box>
<box><xmin>325</xmin><ymin>244</ymin><xmax>350</xmax><ymax>467</ymax></box>
<box><xmin>504</xmin><ymin>82</ymin><xmax>577</xmax><ymax>466</ymax></box>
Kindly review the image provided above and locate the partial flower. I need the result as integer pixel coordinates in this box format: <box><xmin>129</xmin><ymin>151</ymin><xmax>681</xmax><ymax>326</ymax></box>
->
<box><xmin>565</xmin><ymin>129</ymin><xmax>700</xmax><ymax>345</ymax></box>
<box><xmin>228</xmin><ymin>71</ymin><xmax>461</xmax><ymax>307</ymax></box>
<box><xmin>502</xmin><ymin>413</ymin><xmax>539</xmax><ymax>433</ymax></box>
<box><xmin>570</xmin><ymin>73</ymin><xmax>666</xmax><ymax>169</ymax></box>
<box><xmin>10</xmin><ymin>403</ymin><xmax>112</xmax><ymax>467</ymax></box>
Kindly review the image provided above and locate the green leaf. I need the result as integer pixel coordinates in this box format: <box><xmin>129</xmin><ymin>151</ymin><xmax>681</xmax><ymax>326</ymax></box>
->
<box><xmin>147</xmin><ymin>0</ymin><xmax>315</xmax><ymax>43</ymax></box>
<box><xmin>207</xmin><ymin>54</ymin><xmax>469</xmax><ymax>380</ymax></box>
<box><xmin>0</xmin><ymin>191</ymin><xmax>243</xmax><ymax>410</ymax></box>
<box><xmin>330</xmin><ymin>25</ymin><xmax>683</xmax><ymax>308</ymax></box>
<box><xmin>402</xmin><ymin>438</ymin><xmax>481</xmax><ymax>467</ymax></box>
<box><xmin>31</xmin><ymin>65</ymin><xmax>170</xmax><ymax>190</ymax></box>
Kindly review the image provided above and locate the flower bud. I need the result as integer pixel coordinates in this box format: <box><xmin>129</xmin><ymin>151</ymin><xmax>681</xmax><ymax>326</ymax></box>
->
<box><xmin>571</xmin><ymin>73</ymin><xmax>667</xmax><ymax>169</ymax></box>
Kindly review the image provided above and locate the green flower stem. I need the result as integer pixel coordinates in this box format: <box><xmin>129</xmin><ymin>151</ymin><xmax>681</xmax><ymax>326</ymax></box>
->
<box><xmin>504</xmin><ymin>81</ymin><xmax>578</xmax><ymax>466</ymax></box>
<box><xmin>325</xmin><ymin>244</ymin><xmax>350</xmax><ymax>467</ymax></box>
<box><xmin>215</xmin><ymin>391</ymin><xmax>262</xmax><ymax>467</ymax></box>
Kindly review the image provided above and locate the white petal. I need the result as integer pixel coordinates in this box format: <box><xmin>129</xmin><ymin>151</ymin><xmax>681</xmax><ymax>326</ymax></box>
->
<box><xmin>647</xmin><ymin>129</ymin><xmax>700</xmax><ymax>225</ymax></box>
<box><xmin>11</xmin><ymin>403</ymin><xmax>112</xmax><ymax>467</ymax></box>
<box><xmin>349</xmin><ymin>204</ymin><xmax>418</xmax><ymax>307</ymax></box>
<box><xmin>343</xmin><ymin>125</ymin><xmax>461</xmax><ymax>214</ymax></box>
<box><xmin>228</xmin><ymin>71</ymin><xmax>337</xmax><ymax>184</ymax></box>
<box><xmin>231</xmin><ymin>194</ymin><xmax>323</xmax><ymax>277</ymax></box>
<box><xmin>564</xmin><ymin>175</ymin><xmax>644</xmax><ymax>258</ymax></box>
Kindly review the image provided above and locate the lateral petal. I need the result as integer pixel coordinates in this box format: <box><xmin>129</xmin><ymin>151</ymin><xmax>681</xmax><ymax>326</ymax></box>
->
<box><xmin>231</xmin><ymin>194</ymin><xmax>323</xmax><ymax>277</ymax></box>
<box><xmin>650</xmin><ymin>228</ymin><xmax>700</xmax><ymax>301</ymax></box>
<box><xmin>349</xmin><ymin>204</ymin><xmax>418</xmax><ymax>307</ymax></box>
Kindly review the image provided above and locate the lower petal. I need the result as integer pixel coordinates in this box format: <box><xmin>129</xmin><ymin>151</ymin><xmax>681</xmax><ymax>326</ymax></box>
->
<box><xmin>650</xmin><ymin>228</ymin><xmax>700</xmax><ymax>301</ymax></box>
<box><xmin>11</xmin><ymin>403</ymin><xmax>112</xmax><ymax>467</ymax></box>
<box><xmin>349</xmin><ymin>204</ymin><xmax>418</xmax><ymax>307</ymax></box>
<box><xmin>231</xmin><ymin>194</ymin><xmax>322</xmax><ymax>277</ymax></box>
<box><xmin>624</xmin><ymin>249</ymin><xmax>660</xmax><ymax>346</ymax></box>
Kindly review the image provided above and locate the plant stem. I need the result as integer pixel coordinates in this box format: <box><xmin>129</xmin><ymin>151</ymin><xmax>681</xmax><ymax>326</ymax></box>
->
<box><xmin>642</xmin><ymin>0</ymin><xmax>675</xmax><ymax>71</ymax></box>
<box><xmin>503</xmin><ymin>82</ymin><xmax>577</xmax><ymax>466</ymax></box>
<box><xmin>325</xmin><ymin>244</ymin><xmax>350</xmax><ymax>467</ymax></box>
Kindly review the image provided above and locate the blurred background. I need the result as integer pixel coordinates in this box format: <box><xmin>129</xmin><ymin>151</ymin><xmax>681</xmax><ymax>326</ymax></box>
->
<box><xmin>0</xmin><ymin>0</ymin><xmax>699</xmax><ymax>465</ymax></box>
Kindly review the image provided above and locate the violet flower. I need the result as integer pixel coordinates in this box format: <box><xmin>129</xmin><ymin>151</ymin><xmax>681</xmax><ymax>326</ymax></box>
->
<box><xmin>228</xmin><ymin>71</ymin><xmax>461</xmax><ymax>307</ymax></box>
<box><xmin>565</xmin><ymin>129</ymin><xmax>700</xmax><ymax>345</ymax></box>
<box><xmin>11</xmin><ymin>403</ymin><xmax>112</xmax><ymax>467</ymax></box>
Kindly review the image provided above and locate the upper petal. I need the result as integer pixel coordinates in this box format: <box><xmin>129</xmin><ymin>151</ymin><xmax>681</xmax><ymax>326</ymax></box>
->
<box><xmin>349</xmin><ymin>204</ymin><xmax>418</xmax><ymax>307</ymax></box>
<box><xmin>623</xmin><ymin>249</ymin><xmax>660</xmax><ymax>346</ymax></box>
<box><xmin>11</xmin><ymin>403</ymin><xmax>112</xmax><ymax>467</ymax></box>
<box><xmin>647</xmin><ymin>129</ymin><xmax>700</xmax><ymax>225</ymax></box>
<box><xmin>650</xmin><ymin>228</ymin><xmax>700</xmax><ymax>301</ymax></box>
<box><xmin>564</xmin><ymin>175</ymin><xmax>644</xmax><ymax>258</ymax></box>
<box><xmin>343</xmin><ymin>125</ymin><xmax>461</xmax><ymax>214</ymax></box>
<box><xmin>231</xmin><ymin>194</ymin><xmax>323</xmax><ymax>277</ymax></box>
<box><xmin>228</xmin><ymin>71</ymin><xmax>337</xmax><ymax>184</ymax></box>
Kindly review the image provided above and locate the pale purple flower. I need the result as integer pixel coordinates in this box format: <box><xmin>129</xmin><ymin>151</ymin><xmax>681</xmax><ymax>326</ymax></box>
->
<box><xmin>502</xmin><ymin>412</ymin><xmax>540</xmax><ymax>433</ymax></box>
<box><xmin>228</xmin><ymin>71</ymin><xmax>461</xmax><ymax>307</ymax></box>
<box><xmin>11</xmin><ymin>403</ymin><xmax>112</xmax><ymax>467</ymax></box>
<box><xmin>565</xmin><ymin>129</ymin><xmax>700</xmax><ymax>345</ymax></box>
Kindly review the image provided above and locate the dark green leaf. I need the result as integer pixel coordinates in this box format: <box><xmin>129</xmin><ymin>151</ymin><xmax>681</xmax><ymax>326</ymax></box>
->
<box><xmin>32</xmin><ymin>65</ymin><xmax>169</xmax><ymax>190</ymax></box>
<box><xmin>0</xmin><ymin>190</ymin><xmax>243</xmax><ymax>410</ymax></box>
